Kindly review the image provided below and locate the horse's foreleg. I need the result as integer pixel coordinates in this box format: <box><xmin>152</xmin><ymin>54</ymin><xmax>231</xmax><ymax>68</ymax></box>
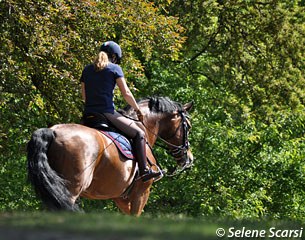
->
<box><xmin>128</xmin><ymin>182</ymin><xmax>152</xmax><ymax>216</ymax></box>
<box><xmin>114</xmin><ymin>182</ymin><xmax>151</xmax><ymax>216</ymax></box>
<box><xmin>113</xmin><ymin>198</ymin><xmax>131</xmax><ymax>215</ymax></box>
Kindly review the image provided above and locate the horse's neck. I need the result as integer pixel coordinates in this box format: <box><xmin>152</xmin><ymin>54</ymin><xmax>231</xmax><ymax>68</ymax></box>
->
<box><xmin>144</xmin><ymin>113</ymin><xmax>162</xmax><ymax>147</ymax></box>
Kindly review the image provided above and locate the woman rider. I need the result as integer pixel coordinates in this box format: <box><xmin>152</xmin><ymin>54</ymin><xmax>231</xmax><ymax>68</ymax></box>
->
<box><xmin>80</xmin><ymin>41</ymin><xmax>162</xmax><ymax>182</ymax></box>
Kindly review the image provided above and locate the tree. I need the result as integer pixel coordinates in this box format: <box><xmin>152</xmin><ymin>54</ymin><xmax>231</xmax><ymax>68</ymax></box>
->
<box><xmin>144</xmin><ymin>0</ymin><xmax>305</xmax><ymax>218</ymax></box>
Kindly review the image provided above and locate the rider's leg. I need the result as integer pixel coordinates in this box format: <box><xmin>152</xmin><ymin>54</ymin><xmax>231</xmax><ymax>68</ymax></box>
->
<box><xmin>104</xmin><ymin>111</ymin><xmax>161</xmax><ymax>182</ymax></box>
<box><xmin>133</xmin><ymin>131</ymin><xmax>162</xmax><ymax>182</ymax></box>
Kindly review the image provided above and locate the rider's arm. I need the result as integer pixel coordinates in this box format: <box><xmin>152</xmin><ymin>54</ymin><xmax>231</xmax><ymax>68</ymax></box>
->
<box><xmin>116</xmin><ymin>77</ymin><xmax>140</xmax><ymax>112</ymax></box>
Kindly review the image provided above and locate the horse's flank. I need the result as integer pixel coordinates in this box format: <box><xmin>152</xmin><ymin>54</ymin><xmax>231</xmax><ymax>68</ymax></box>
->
<box><xmin>48</xmin><ymin>124</ymin><xmax>138</xmax><ymax>200</ymax></box>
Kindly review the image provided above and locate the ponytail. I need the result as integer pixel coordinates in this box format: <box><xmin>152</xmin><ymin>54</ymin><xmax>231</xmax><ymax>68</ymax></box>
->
<box><xmin>94</xmin><ymin>51</ymin><xmax>109</xmax><ymax>71</ymax></box>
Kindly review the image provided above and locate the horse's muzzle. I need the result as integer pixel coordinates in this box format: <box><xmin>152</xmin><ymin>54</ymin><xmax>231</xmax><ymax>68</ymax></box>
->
<box><xmin>177</xmin><ymin>150</ymin><xmax>194</xmax><ymax>168</ymax></box>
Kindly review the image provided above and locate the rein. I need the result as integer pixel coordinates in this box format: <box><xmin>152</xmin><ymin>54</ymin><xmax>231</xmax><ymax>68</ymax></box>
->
<box><xmin>122</xmin><ymin>111</ymin><xmax>189</xmax><ymax>149</ymax></box>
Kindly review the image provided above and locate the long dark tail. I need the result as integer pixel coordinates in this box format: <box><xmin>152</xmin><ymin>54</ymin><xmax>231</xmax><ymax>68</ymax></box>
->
<box><xmin>27</xmin><ymin>128</ymin><xmax>79</xmax><ymax>211</ymax></box>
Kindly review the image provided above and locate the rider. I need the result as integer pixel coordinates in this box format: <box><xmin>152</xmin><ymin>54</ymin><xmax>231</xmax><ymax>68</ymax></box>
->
<box><xmin>80</xmin><ymin>41</ymin><xmax>162</xmax><ymax>182</ymax></box>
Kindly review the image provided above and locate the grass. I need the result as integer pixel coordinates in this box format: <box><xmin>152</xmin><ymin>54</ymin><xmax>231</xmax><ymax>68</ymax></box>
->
<box><xmin>0</xmin><ymin>212</ymin><xmax>304</xmax><ymax>240</ymax></box>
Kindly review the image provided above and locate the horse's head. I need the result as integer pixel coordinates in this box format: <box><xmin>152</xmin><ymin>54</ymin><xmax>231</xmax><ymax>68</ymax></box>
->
<box><xmin>142</xmin><ymin>97</ymin><xmax>194</xmax><ymax>170</ymax></box>
<box><xmin>159</xmin><ymin>101</ymin><xmax>194</xmax><ymax>169</ymax></box>
<box><xmin>130</xmin><ymin>97</ymin><xmax>194</xmax><ymax>170</ymax></box>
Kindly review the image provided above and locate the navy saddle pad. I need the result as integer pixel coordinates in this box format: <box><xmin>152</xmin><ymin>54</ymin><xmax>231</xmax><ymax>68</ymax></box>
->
<box><xmin>100</xmin><ymin>131</ymin><xmax>134</xmax><ymax>159</ymax></box>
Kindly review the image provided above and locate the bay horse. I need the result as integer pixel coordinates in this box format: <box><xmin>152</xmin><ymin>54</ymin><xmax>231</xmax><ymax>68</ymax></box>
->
<box><xmin>27</xmin><ymin>97</ymin><xmax>193</xmax><ymax>216</ymax></box>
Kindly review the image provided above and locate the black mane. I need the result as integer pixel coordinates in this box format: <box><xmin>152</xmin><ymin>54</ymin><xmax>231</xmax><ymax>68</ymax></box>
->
<box><xmin>147</xmin><ymin>97</ymin><xmax>183</xmax><ymax>113</ymax></box>
<box><xmin>120</xmin><ymin>96</ymin><xmax>183</xmax><ymax>114</ymax></box>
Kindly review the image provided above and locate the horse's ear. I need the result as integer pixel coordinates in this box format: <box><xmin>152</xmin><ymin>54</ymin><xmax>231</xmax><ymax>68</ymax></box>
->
<box><xmin>183</xmin><ymin>101</ymin><xmax>194</xmax><ymax>112</ymax></box>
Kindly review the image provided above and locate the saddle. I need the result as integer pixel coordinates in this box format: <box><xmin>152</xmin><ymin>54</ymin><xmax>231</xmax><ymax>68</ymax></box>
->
<box><xmin>82</xmin><ymin>113</ymin><xmax>134</xmax><ymax>159</ymax></box>
<box><xmin>82</xmin><ymin>113</ymin><xmax>115</xmax><ymax>132</ymax></box>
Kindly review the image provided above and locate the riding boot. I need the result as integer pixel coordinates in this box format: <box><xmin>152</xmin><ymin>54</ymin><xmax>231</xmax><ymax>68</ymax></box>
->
<box><xmin>133</xmin><ymin>132</ymin><xmax>162</xmax><ymax>182</ymax></box>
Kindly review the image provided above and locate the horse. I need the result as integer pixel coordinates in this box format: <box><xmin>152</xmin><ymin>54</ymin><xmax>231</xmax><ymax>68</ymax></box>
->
<box><xmin>27</xmin><ymin>96</ymin><xmax>193</xmax><ymax>216</ymax></box>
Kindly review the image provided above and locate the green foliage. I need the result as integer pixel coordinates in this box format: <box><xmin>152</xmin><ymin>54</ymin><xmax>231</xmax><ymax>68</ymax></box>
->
<box><xmin>1</xmin><ymin>0</ymin><xmax>305</xmax><ymax>222</ymax></box>
<box><xmin>143</xmin><ymin>0</ymin><xmax>305</xmax><ymax>220</ymax></box>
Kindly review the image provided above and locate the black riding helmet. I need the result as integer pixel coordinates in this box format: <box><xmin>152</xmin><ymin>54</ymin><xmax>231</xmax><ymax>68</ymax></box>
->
<box><xmin>100</xmin><ymin>41</ymin><xmax>122</xmax><ymax>64</ymax></box>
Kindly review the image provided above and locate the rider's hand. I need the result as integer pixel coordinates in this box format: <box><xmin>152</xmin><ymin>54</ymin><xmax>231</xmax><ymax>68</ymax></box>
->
<box><xmin>136</xmin><ymin>109</ymin><xmax>144</xmax><ymax>122</ymax></box>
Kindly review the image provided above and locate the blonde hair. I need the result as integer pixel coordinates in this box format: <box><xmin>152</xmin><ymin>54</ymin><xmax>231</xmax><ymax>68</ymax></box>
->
<box><xmin>94</xmin><ymin>51</ymin><xmax>109</xmax><ymax>71</ymax></box>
